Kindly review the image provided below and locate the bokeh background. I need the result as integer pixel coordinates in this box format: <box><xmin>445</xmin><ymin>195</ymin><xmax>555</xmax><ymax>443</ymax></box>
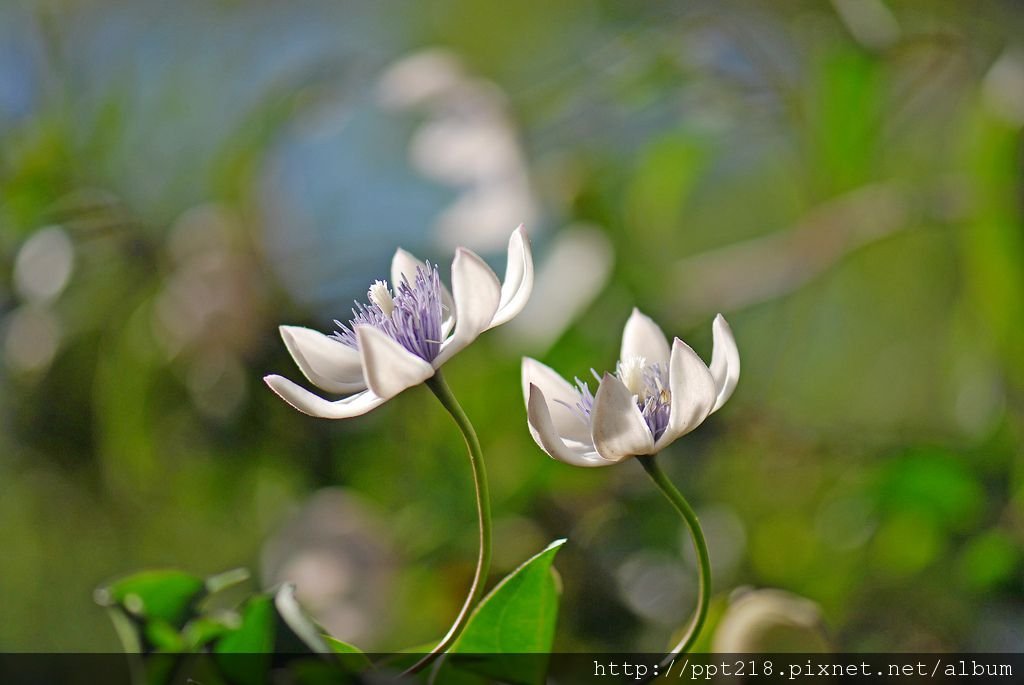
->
<box><xmin>2</xmin><ymin>0</ymin><xmax>1023</xmax><ymax>653</ymax></box>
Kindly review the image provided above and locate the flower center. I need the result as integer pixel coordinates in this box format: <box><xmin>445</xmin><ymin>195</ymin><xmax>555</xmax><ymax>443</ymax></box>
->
<box><xmin>332</xmin><ymin>263</ymin><xmax>444</xmax><ymax>362</ymax></box>
<box><xmin>560</xmin><ymin>357</ymin><xmax>671</xmax><ymax>441</ymax></box>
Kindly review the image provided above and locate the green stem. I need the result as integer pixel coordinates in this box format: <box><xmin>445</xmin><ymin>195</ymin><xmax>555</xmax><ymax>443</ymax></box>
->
<box><xmin>637</xmin><ymin>454</ymin><xmax>711</xmax><ymax>664</ymax></box>
<box><xmin>405</xmin><ymin>371</ymin><xmax>492</xmax><ymax>675</ymax></box>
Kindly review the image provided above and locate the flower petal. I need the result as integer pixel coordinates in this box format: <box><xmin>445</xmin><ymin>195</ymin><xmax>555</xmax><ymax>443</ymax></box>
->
<box><xmin>620</xmin><ymin>308</ymin><xmax>670</xmax><ymax>367</ymax></box>
<box><xmin>433</xmin><ymin>247</ymin><xmax>501</xmax><ymax>366</ymax></box>
<box><xmin>655</xmin><ymin>338</ymin><xmax>717</xmax><ymax>450</ymax></box>
<box><xmin>591</xmin><ymin>372</ymin><xmax>655</xmax><ymax>461</ymax></box>
<box><xmin>489</xmin><ymin>225</ymin><xmax>534</xmax><ymax>328</ymax></box>
<box><xmin>521</xmin><ymin>357</ymin><xmax>591</xmax><ymax>443</ymax></box>
<box><xmin>264</xmin><ymin>375</ymin><xmax>386</xmax><ymax>419</ymax></box>
<box><xmin>279</xmin><ymin>325</ymin><xmax>367</xmax><ymax>394</ymax></box>
<box><xmin>709</xmin><ymin>314</ymin><xmax>740</xmax><ymax>413</ymax></box>
<box><xmin>356</xmin><ymin>325</ymin><xmax>435</xmax><ymax>400</ymax></box>
<box><xmin>392</xmin><ymin>247</ymin><xmax>456</xmax><ymax>336</ymax></box>
<box><xmin>527</xmin><ymin>384</ymin><xmax>609</xmax><ymax>467</ymax></box>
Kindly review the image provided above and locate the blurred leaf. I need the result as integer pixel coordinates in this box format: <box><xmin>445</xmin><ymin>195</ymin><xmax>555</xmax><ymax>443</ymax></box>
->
<box><xmin>960</xmin><ymin>110</ymin><xmax>1024</xmax><ymax>383</ymax></box>
<box><xmin>1</xmin><ymin>117</ymin><xmax>75</xmax><ymax>229</ymax></box>
<box><xmin>216</xmin><ymin>595</ymin><xmax>274</xmax><ymax>653</ymax></box>
<box><xmin>806</xmin><ymin>49</ymin><xmax>883</xmax><ymax>194</ymax></box>
<box><xmin>957</xmin><ymin>530</ymin><xmax>1022</xmax><ymax>593</ymax></box>
<box><xmin>624</xmin><ymin>131</ymin><xmax>707</xmax><ymax>275</ymax></box>
<box><xmin>874</xmin><ymin>448</ymin><xmax>985</xmax><ymax>532</ymax></box>
<box><xmin>323</xmin><ymin>635</ymin><xmax>365</xmax><ymax>655</ymax></box>
<box><xmin>182</xmin><ymin>615</ymin><xmax>236</xmax><ymax>650</ymax></box>
<box><xmin>144</xmin><ymin>619</ymin><xmax>187</xmax><ymax>652</ymax></box>
<box><xmin>323</xmin><ymin>636</ymin><xmax>372</xmax><ymax>671</ymax></box>
<box><xmin>625</xmin><ymin>131</ymin><xmax>706</xmax><ymax>236</ymax></box>
<box><xmin>869</xmin><ymin>511</ymin><xmax>944</xmax><ymax>579</ymax></box>
<box><xmin>445</xmin><ymin>539</ymin><xmax>567</xmax><ymax>685</ymax></box>
<box><xmin>96</xmin><ymin>570</ymin><xmax>205</xmax><ymax>628</ymax></box>
<box><xmin>214</xmin><ymin>588</ymin><xmax>357</xmax><ymax>684</ymax></box>
<box><xmin>214</xmin><ymin>595</ymin><xmax>273</xmax><ymax>685</ymax></box>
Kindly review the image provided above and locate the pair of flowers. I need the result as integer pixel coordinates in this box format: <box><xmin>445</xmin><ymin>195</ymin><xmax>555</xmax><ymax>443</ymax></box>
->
<box><xmin>265</xmin><ymin>226</ymin><xmax>739</xmax><ymax>462</ymax></box>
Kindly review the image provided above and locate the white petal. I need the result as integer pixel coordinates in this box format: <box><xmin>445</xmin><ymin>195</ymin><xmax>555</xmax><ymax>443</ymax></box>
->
<box><xmin>489</xmin><ymin>225</ymin><xmax>535</xmax><ymax>328</ymax></box>
<box><xmin>521</xmin><ymin>357</ymin><xmax>591</xmax><ymax>443</ymax></box>
<box><xmin>432</xmin><ymin>248</ymin><xmax>501</xmax><ymax>366</ymax></box>
<box><xmin>356</xmin><ymin>325</ymin><xmax>435</xmax><ymax>400</ymax></box>
<box><xmin>655</xmin><ymin>338</ymin><xmax>717</xmax><ymax>450</ymax></box>
<box><xmin>591</xmin><ymin>372</ymin><xmax>655</xmax><ymax>461</ymax></box>
<box><xmin>527</xmin><ymin>384</ymin><xmax>609</xmax><ymax>468</ymax></box>
<box><xmin>279</xmin><ymin>326</ymin><xmax>367</xmax><ymax>394</ymax></box>
<box><xmin>264</xmin><ymin>375</ymin><xmax>386</xmax><ymax>419</ymax></box>
<box><xmin>709</xmin><ymin>314</ymin><xmax>740</xmax><ymax>413</ymax></box>
<box><xmin>620</xmin><ymin>308</ymin><xmax>671</xmax><ymax>367</ymax></box>
<box><xmin>391</xmin><ymin>247</ymin><xmax>455</xmax><ymax>336</ymax></box>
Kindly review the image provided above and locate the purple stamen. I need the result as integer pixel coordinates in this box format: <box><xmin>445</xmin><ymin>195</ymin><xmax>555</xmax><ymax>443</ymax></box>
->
<box><xmin>332</xmin><ymin>263</ymin><xmax>445</xmax><ymax>362</ymax></box>
<box><xmin>556</xmin><ymin>373</ymin><xmax>598</xmax><ymax>428</ymax></box>
<box><xmin>559</xmin><ymin>362</ymin><xmax>671</xmax><ymax>441</ymax></box>
<box><xmin>639</xmin><ymin>362</ymin><xmax>670</xmax><ymax>441</ymax></box>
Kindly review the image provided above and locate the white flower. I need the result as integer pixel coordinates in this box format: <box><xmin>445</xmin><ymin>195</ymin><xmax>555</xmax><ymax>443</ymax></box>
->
<box><xmin>712</xmin><ymin>588</ymin><xmax>829</xmax><ymax>652</ymax></box>
<box><xmin>265</xmin><ymin>226</ymin><xmax>533</xmax><ymax>418</ymax></box>
<box><xmin>522</xmin><ymin>309</ymin><xmax>739</xmax><ymax>467</ymax></box>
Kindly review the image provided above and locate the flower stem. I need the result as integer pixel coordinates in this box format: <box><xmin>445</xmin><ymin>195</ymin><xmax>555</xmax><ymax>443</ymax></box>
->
<box><xmin>636</xmin><ymin>454</ymin><xmax>711</xmax><ymax>663</ymax></box>
<box><xmin>405</xmin><ymin>371</ymin><xmax>492</xmax><ymax>675</ymax></box>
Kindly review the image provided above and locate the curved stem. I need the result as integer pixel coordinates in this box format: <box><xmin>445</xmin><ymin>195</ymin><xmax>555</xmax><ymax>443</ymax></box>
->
<box><xmin>405</xmin><ymin>371</ymin><xmax>492</xmax><ymax>675</ymax></box>
<box><xmin>637</xmin><ymin>454</ymin><xmax>711</xmax><ymax>664</ymax></box>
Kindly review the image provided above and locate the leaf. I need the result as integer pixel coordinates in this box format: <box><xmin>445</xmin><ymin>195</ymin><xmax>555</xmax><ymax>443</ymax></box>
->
<box><xmin>182</xmin><ymin>614</ymin><xmax>237</xmax><ymax>650</ymax></box>
<box><xmin>446</xmin><ymin>539</ymin><xmax>567</xmax><ymax>685</ymax></box>
<box><xmin>214</xmin><ymin>585</ymin><xmax>357</xmax><ymax>684</ymax></box>
<box><xmin>324</xmin><ymin>636</ymin><xmax>373</xmax><ymax>671</ymax></box>
<box><xmin>96</xmin><ymin>570</ymin><xmax>206</xmax><ymax>628</ymax></box>
<box><xmin>96</xmin><ymin>567</ymin><xmax>250</xmax><ymax>664</ymax></box>
<box><xmin>144</xmin><ymin>619</ymin><xmax>187</xmax><ymax>652</ymax></box>
<box><xmin>215</xmin><ymin>595</ymin><xmax>275</xmax><ymax>654</ymax></box>
<box><xmin>214</xmin><ymin>595</ymin><xmax>274</xmax><ymax>685</ymax></box>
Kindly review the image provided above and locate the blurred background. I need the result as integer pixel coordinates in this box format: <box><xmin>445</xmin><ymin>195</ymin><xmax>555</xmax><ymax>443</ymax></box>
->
<box><xmin>1</xmin><ymin>0</ymin><xmax>1022</xmax><ymax>653</ymax></box>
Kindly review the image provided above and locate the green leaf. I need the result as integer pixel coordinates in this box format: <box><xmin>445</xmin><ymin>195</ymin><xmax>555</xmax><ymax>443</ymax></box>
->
<box><xmin>182</xmin><ymin>614</ymin><xmax>237</xmax><ymax>650</ymax></box>
<box><xmin>144</xmin><ymin>619</ymin><xmax>187</xmax><ymax>652</ymax></box>
<box><xmin>96</xmin><ymin>570</ymin><xmax>206</xmax><ymax>628</ymax></box>
<box><xmin>215</xmin><ymin>595</ymin><xmax>275</xmax><ymax>654</ymax></box>
<box><xmin>214</xmin><ymin>595</ymin><xmax>274</xmax><ymax>685</ymax></box>
<box><xmin>323</xmin><ymin>635</ymin><xmax>372</xmax><ymax>671</ymax></box>
<box><xmin>214</xmin><ymin>589</ymin><xmax>353</xmax><ymax>684</ymax></box>
<box><xmin>447</xmin><ymin>539</ymin><xmax>567</xmax><ymax>685</ymax></box>
<box><xmin>323</xmin><ymin>636</ymin><xmax>363</xmax><ymax>655</ymax></box>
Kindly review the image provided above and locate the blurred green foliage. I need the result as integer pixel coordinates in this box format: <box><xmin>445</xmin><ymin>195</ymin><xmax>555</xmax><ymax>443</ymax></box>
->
<box><xmin>1</xmin><ymin>0</ymin><xmax>1022</xmax><ymax>656</ymax></box>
